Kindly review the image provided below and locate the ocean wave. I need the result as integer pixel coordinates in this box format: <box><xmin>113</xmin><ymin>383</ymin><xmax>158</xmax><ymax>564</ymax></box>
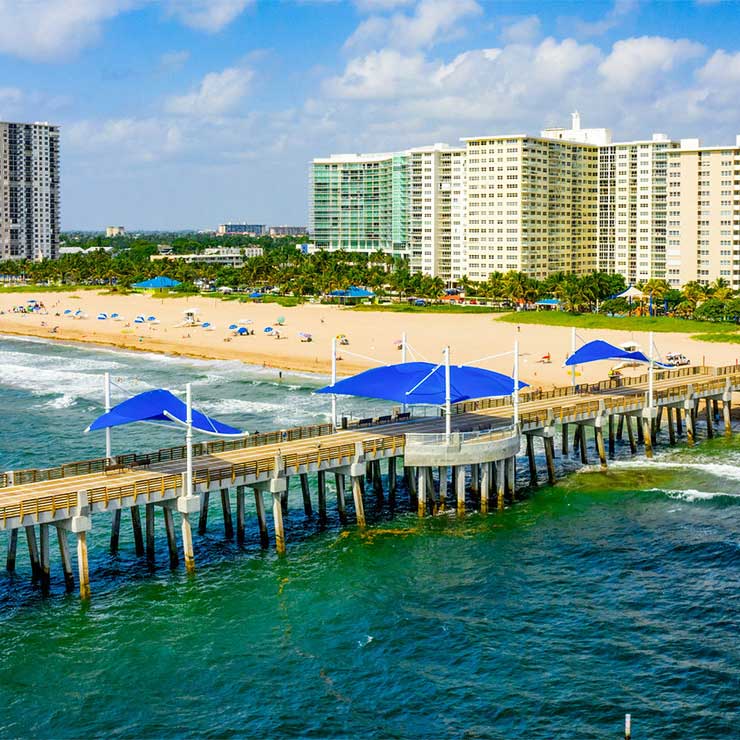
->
<box><xmin>611</xmin><ymin>458</ymin><xmax>740</xmax><ymax>482</ymax></box>
<box><xmin>653</xmin><ymin>488</ymin><xmax>740</xmax><ymax>502</ymax></box>
<box><xmin>41</xmin><ymin>394</ymin><xmax>78</xmax><ymax>410</ymax></box>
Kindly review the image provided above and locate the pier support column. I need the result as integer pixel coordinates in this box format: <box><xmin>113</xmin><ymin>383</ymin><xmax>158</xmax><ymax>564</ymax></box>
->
<box><xmin>544</xmin><ymin>435</ymin><xmax>557</xmax><ymax>485</ymax></box>
<box><xmin>334</xmin><ymin>473</ymin><xmax>347</xmax><ymax>524</ymax></box>
<box><xmin>456</xmin><ymin>465</ymin><xmax>466</xmax><ymax>515</ymax></box>
<box><xmin>561</xmin><ymin>423</ymin><xmax>569</xmax><ymax>456</ymax></box>
<box><xmin>625</xmin><ymin>415</ymin><xmax>637</xmax><ymax>454</ymax></box>
<box><xmin>496</xmin><ymin>460</ymin><xmax>505</xmax><ymax>511</ymax></box>
<box><xmin>636</xmin><ymin>417</ymin><xmax>644</xmax><ymax>445</ymax></box>
<box><xmin>405</xmin><ymin>466</ymin><xmax>418</xmax><ymax>500</ymax></box>
<box><xmin>480</xmin><ymin>461</ymin><xmax>490</xmax><ymax>514</ymax></box>
<box><xmin>723</xmin><ymin>398</ymin><xmax>732</xmax><ymax>437</ymax></box>
<box><xmin>220</xmin><ymin>488</ymin><xmax>234</xmax><ymax>539</ymax></box>
<box><xmin>6</xmin><ymin>529</ymin><xmax>17</xmax><ymax>574</ymax></box>
<box><xmin>110</xmin><ymin>509</ymin><xmax>121</xmax><ymax>554</ymax></box>
<box><xmin>145</xmin><ymin>503</ymin><xmax>155</xmax><ymax>563</ymax></box>
<box><xmin>608</xmin><ymin>415</ymin><xmax>615</xmax><ymax>459</ymax></box>
<box><xmin>417</xmin><ymin>467</ymin><xmax>427</xmax><ymax>517</ymax></box>
<box><xmin>271</xmin><ymin>491</ymin><xmax>286</xmax><ymax>555</ymax></box>
<box><xmin>713</xmin><ymin>399</ymin><xmax>720</xmax><ymax>422</ymax></box>
<box><xmin>317</xmin><ymin>471</ymin><xmax>327</xmax><ymax>523</ymax></box>
<box><xmin>253</xmin><ymin>489</ymin><xmax>269</xmax><ymax>548</ymax></box>
<box><xmin>351</xmin><ymin>475</ymin><xmax>366</xmax><ymax>528</ymax></box>
<box><xmin>177</xmin><ymin>492</ymin><xmax>198</xmax><ymax>573</ymax></box>
<box><xmin>163</xmin><ymin>507</ymin><xmax>179</xmax><ymax>568</ymax></box>
<box><xmin>281</xmin><ymin>477</ymin><xmax>289</xmax><ymax>516</ymax></box>
<box><xmin>705</xmin><ymin>399</ymin><xmax>714</xmax><ymax>439</ymax></box>
<box><xmin>372</xmin><ymin>461</ymin><xmax>384</xmax><ymax>504</ymax></box>
<box><xmin>617</xmin><ymin>414</ymin><xmax>625</xmax><ymax>441</ymax></box>
<box><xmin>525</xmin><ymin>434</ymin><xmax>538</xmax><ymax>487</ymax></box>
<box><xmin>131</xmin><ymin>506</ymin><xmax>145</xmax><ymax>556</ymax></box>
<box><xmin>388</xmin><ymin>459</ymin><xmax>397</xmax><ymax>507</ymax></box>
<box><xmin>39</xmin><ymin>523</ymin><xmax>50</xmax><ymax>595</ymax></box>
<box><xmin>676</xmin><ymin>407</ymin><xmax>683</xmax><ymax>436</ymax></box>
<box><xmin>438</xmin><ymin>466</ymin><xmax>448</xmax><ymax>511</ymax></box>
<box><xmin>685</xmin><ymin>400</ymin><xmax>695</xmax><ymax>446</ymax></box>
<box><xmin>300</xmin><ymin>474</ymin><xmax>313</xmax><ymax>517</ymax></box>
<box><xmin>506</xmin><ymin>457</ymin><xmax>516</xmax><ymax>503</ymax></box>
<box><xmin>595</xmin><ymin>421</ymin><xmax>607</xmax><ymax>470</ymax></box>
<box><xmin>198</xmin><ymin>491</ymin><xmax>210</xmax><ymax>535</ymax></box>
<box><xmin>573</xmin><ymin>425</ymin><xmax>581</xmax><ymax>458</ymax></box>
<box><xmin>236</xmin><ymin>485</ymin><xmax>246</xmax><ymax>544</ymax></box>
<box><xmin>654</xmin><ymin>408</ymin><xmax>663</xmax><ymax>443</ymax></box>
<box><xmin>642</xmin><ymin>415</ymin><xmax>653</xmax><ymax>459</ymax></box>
<box><xmin>578</xmin><ymin>425</ymin><xmax>588</xmax><ymax>464</ymax></box>
<box><xmin>667</xmin><ymin>407</ymin><xmax>676</xmax><ymax>446</ymax></box>
<box><xmin>76</xmin><ymin>531</ymin><xmax>90</xmax><ymax>600</ymax></box>
<box><xmin>470</xmin><ymin>464</ymin><xmax>480</xmax><ymax>494</ymax></box>
<box><xmin>25</xmin><ymin>525</ymin><xmax>40</xmax><ymax>584</ymax></box>
<box><xmin>56</xmin><ymin>527</ymin><xmax>75</xmax><ymax>592</ymax></box>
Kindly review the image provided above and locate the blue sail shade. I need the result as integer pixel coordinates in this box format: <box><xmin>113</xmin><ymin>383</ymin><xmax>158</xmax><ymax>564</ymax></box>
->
<box><xmin>316</xmin><ymin>362</ymin><xmax>527</xmax><ymax>405</ymax></box>
<box><xmin>85</xmin><ymin>389</ymin><xmax>243</xmax><ymax>436</ymax></box>
<box><xmin>328</xmin><ymin>286</ymin><xmax>375</xmax><ymax>298</ymax></box>
<box><xmin>132</xmin><ymin>276</ymin><xmax>181</xmax><ymax>289</ymax></box>
<box><xmin>565</xmin><ymin>339</ymin><xmax>668</xmax><ymax>367</ymax></box>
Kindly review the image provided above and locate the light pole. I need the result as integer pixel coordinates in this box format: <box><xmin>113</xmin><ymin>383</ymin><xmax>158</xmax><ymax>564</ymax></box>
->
<box><xmin>185</xmin><ymin>382</ymin><xmax>193</xmax><ymax>497</ymax></box>
<box><xmin>331</xmin><ymin>336</ymin><xmax>337</xmax><ymax>430</ymax></box>
<box><xmin>104</xmin><ymin>371</ymin><xmax>112</xmax><ymax>461</ymax></box>
<box><xmin>513</xmin><ymin>339</ymin><xmax>520</xmax><ymax>429</ymax></box>
<box><xmin>444</xmin><ymin>346</ymin><xmax>451</xmax><ymax>442</ymax></box>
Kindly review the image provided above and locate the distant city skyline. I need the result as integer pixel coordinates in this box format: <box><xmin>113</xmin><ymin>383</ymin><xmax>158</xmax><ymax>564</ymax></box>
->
<box><xmin>1</xmin><ymin>1</ymin><xmax>739</xmax><ymax>230</ymax></box>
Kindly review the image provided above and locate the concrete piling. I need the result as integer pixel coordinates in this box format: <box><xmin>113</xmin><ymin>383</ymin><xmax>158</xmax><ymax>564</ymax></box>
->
<box><xmin>145</xmin><ymin>503</ymin><xmax>155</xmax><ymax>563</ymax></box>
<box><xmin>608</xmin><ymin>415</ymin><xmax>615</xmax><ymax>459</ymax></box>
<box><xmin>236</xmin><ymin>485</ymin><xmax>246</xmax><ymax>544</ymax></box>
<box><xmin>6</xmin><ymin>528</ymin><xmax>17</xmax><ymax>574</ymax></box>
<box><xmin>39</xmin><ymin>523</ymin><xmax>51</xmax><ymax>595</ymax></box>
<box><xmin>561</xmin><ymin>423</ymin><xmax>569</xmax><ymax>455</ymax></box>
<box><xmin>723</xmin><ymin>398</ymin><xmax>732</xmax><ymax>436</ymax></box>
<box><xmin>496</xmin><ymin>459</ymin><xmax>505</xmax><ymax>510</ymax></box>
<box><xmin>626</xmin><ymin>415</ymin><xmax>637</xmax><ymax>454</ymax></box>
<box><xmin>300</xmin><ymin>474</ymin><xmax>313</xmax><ymax>517</ymax></box>
<box><xmin>480</xmin><ymin>461</ymin><xmax>490</xmax><ymax>513</ymax></box>
<box><xmin>438</xmin><ymin>466</ymin><xmax>448</xmax><ymax>510</ymax></box>
<box><xmin>526</xmin><ymin>434</ymin><xmax>538</xmax><ymax>487</ymax></box>
<box><xmin>705</xmin><ymin>399</ymin><xmax>714</xmax><ymax>439</ymax></box>
<box><xmin>25</xmin><ymin>525</ymin><xmax>40</xmax><ymax>584</ymax></box>
<box><xmin>595</xmin><ymin>424</ymin><xmax>607</xmax><ymax>469</ymax></box>
<box><xmin>544</xmin><ymin>435</ymin><xmax>556</xmax><ymax>485</ymax></box>
<box><xmin>198</xmin><ymin>491</ymin><xmax>210</xmax><ymax>534</ymax></box>
<box><xmin>351</xmin><ymin>475</ymin><xmax>366</xmax><ymax>528</ymax></box>
<box><xmin>667</xmin><ymin>406</ymin><xmax>676</xmax><ymax>445</ymax></box>
<box><xmin>76</xmin><ymin>531</ymin><xmax>90</xmax><ymax>600</ymax></box>
<box><xmin>506</xmin><ymin>456</ymin><xmax>516</xmax><ymax>503</ymax></box>
<box><xmin>317</xmin><ymin>471</ymin><xmax>327</xmax><ymax>523</ymax></box>
<box><xmin>110</xmin><ymin>508</ymin><xmax>121</xmax><ymax>554</ymax></box>
<box><xmin>417</xmin><ymin>467</ymin><xmax>427</xmax><ymax>517</ymax></box>
<box><xmin>56</xmin><ymin>527</ymin><xmax>75</xmax><ymax>592</ymax></box>
<box><xmin>456</xmin><ymin>466</ymin><xmax>466</xmax><ymax>515</ymax></box>
<box><xmin>220</xmin><ymin>488</ymin><xmax>234</xmax><ymax>538</ymax></box>
<box><xmin>271</xmin><ymin>491</ymin><xmax>286</xmax><ymax>555</ymax></box>
<box><xmin>388</xmin><ymin>459</ymin><xmax>397</xmax><ymax>506</ymax></box>
<box><xmin>163</xmin><ymin>507</ymin><xmax>179</xmax><ymax>568</ymax></box>
<box><xmin>334</xmin><ymin>473</ymin><xmax>347</xmax><ymax>524</ymax></box>
<box><xmin>253</xmin><ymin>489</ymin><xmax>269</xmax><ymax>548</ymax></box>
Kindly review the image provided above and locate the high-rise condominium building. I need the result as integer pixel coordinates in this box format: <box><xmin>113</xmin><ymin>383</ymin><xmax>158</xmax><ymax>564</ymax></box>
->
<box><xmin>0</xmin><ymin>121</ymin><xmax>60</xmax><ymax>261</ymax></box>
<box><xmin>310</xmin><ymin>115</ymin><xmax>740</xmax><ymax>287</ymax></box>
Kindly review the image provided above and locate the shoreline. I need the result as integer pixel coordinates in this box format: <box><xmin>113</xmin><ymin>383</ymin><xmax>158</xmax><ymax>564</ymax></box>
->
<box><xmin>2</xmin><ymin>290</ymin><xmax>740</xmax><ymax>387</ymax></box>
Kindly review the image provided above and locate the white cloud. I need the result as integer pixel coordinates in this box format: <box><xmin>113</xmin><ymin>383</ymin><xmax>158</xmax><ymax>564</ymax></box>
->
<box><xmin>500</xmin><ymin>15</ymin><xmax>541</xmax><ymax>45</ymax></box>
<box><xmin>565</xmin><ymin>0</ymin><xmax>637</xmax><ymax>37</ymax></box>
<box><xmin>345</xmin><ymin>0</ymin><xmax>481</xmax><ymax>51</ymax></box>
<box><xmin>599</xmin><ymin>36</ymin><xmax>705</xmax><ymax>90</ymax></box>
<box><xmin>160</xmin><ymin>50</ymin><xmax>191</xmax><ymax>71</ymax></box>
<box><xmin>354</xmin><ymin>0</ymin><xmax>413</xmax><ymax>10</ymax></box>
<box><xmin>165</xmin><ymin>0</ymin><xmax>253</xmax><ymax>32</ymax></box>
<box><xmin>697</xmin><ymin>49</ymin><xmax>740</xmax><ymax>85</ymax></box>
<box><xmin>0</xmin><ymin>87</ymin><xmax>22</xmax><ymax>103</ymax></box>
<box><xmin>0</xmin><ymin>0</ymin><xmax>138</xmax><ymax>61</ymax></box>
<box><xmin>166</xmin><ymin>66</ymin><xmax>254</xmax><ymax>116</ymax></box>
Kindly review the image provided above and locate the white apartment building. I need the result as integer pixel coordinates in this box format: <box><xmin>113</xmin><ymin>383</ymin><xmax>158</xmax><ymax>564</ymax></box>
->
<box><xmin>151</xmin><ymin>246</ymin><xmax>264</xmax><ymax>268</ymax></box>
<box><xmin>666</xmin><ymin>137</ymin><xmax>740</xmax><ymax>289</ymax></box>
<box><xmin>310</xmin><ymin>115</ymin><xmax>740</xmax><ymax>287</ymax></box>
<box><xmin>0</xmin><ymin>121</ymin><xmax>60</xmax><ymax>261</ymax></box>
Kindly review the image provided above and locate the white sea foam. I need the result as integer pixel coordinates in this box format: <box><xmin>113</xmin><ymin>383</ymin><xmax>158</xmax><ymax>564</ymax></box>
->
<box><xmin>653</xmin><ymin>488</ymin><xmax>740</xmax><ymax>502</ymax></box>
<box><xmin>613</xmin><ymin>459</ymin><xmax>740</xmax><ymax>482</ymax></box>
<box><xmin>41</xmin><ymin>394</ymin><xmax>78</xmax><ymax>410</ymax></box>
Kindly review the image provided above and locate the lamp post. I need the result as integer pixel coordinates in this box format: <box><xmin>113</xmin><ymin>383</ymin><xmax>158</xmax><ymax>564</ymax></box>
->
<box><xmin>185</xmin><ymin>382</ymin><xmax>193</xmax><ymax>497</ymax></box>
<box><xmin>402</xmin><ymin>331</ymin><xmax>407</xmax><ymax>415</ymax></box>
<box><xmin>513</xmin><ymin>339</ymin><xmax>520</xmax><ymax>429</ymax></box>
<box><xmin>571</xmin><ymin>326</ymin><xmax>576</xmax><ymax>389</ymax></box>
<box><xmin>104</xmin><ymin>371</ymin><xmax>112</xmax><ymax>461</ymax></box>
<box><xmin>331</xmin><ymin>336</ymin><xmax>337</xmax><ymax>430</ymax></box>
<box><xmin>648</xmin><ymin>330</ymin><xmax>654</xmax><ymax>409</ymax></box>
<box><xmin>444</xmin><ymin>346</ymin><xmax>451</xmax><ymax>442</ymax></box>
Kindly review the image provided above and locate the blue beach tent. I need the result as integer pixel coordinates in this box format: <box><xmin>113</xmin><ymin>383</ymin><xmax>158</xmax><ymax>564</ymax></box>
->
<box><xmin>565</xmin><ymin>339</ymin><xmax>668</xmax><ymax>367</ymax></box>
<box><xmin>132</xmin><ymin>276</ymin><xmax>181</xmax><ymax>290</ymax></box>
<box><xmin>329</xmin><ymin>286</ymin><xmax>375</xmax><ymax>299</ymax></box>
<box><xmin>85</xmin><ymin>388</ymin><xmax>243</xmax><ymax>436</ymax></box>
<box><xmin>316</xmin><ymin>361</ymin><xmax>527</xmax><ymax>406</ymax></box>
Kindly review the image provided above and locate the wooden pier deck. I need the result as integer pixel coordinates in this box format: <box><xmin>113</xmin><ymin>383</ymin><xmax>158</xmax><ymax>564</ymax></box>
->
<box><xmin>2</xmin><ymin>362</ymin><xmax>738</xmax><ymax>597</ymax></box>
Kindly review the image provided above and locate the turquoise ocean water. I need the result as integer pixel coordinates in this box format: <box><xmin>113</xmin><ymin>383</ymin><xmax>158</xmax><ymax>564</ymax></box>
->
<box><xmin>0</xmin><ymin>335</ymin><xmax>738</xmax><ymax>738</ymax></box>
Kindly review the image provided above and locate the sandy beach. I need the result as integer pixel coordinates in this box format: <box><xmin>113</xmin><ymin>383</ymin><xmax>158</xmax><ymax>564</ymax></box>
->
<box><xmin>1</xmin><ymin>290</ymin><xmax>738</xmax><ymax>386</ymax></box>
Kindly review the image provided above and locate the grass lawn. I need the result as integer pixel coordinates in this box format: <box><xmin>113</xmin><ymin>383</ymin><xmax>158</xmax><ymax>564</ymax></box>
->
<box><xmin>352</xmin><ymin>303</ymin><xmax>502</xmax><ymax>314</ymax></box>
<box><xmin>0</xmin><ymin>284</ymin><xmax>100</xmax><ymax>293</ymax></box>
<box><xmin>497</xmin><ymin>311</ymin><xmax>739</xmax><ymax>335</ymax></box>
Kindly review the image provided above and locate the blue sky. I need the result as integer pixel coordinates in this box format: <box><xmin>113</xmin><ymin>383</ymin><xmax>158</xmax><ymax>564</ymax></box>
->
<box><xmin>1</xmin><ymin>0</ymin><xmax>739</xmax><ymax>230</ymax></box>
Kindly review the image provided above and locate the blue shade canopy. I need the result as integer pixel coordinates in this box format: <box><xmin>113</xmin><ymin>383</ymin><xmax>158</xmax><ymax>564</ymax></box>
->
<box><xmin>132</xmin><ymin>276</ymin><xmax>181</xmax><ymax>289</ymax></box>
<box><xmin>329</xmin><ymin>286</ymin><xmax>375</xmax><ymax>298</ymax></box>
<box><xmin>85</xmin><ymin>389</ymin><xmax>243</xmax><ymax>436</ymax></box>
<box><xmin>316</xmin><ymin>361</ymin><xmax>527</xmax><ymax>405</ymax></box>
<box><xmin>565</xmin><ymin>339</ymin><xmax>667</xmax><ymax>367</ymax></box>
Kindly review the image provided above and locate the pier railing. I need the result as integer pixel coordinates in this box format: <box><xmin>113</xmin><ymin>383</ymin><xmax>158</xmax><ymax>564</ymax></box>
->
<box><xmin>0</xmin><ymin>411</ymin><xmax>420</xmax><ymax>489</ymax></box>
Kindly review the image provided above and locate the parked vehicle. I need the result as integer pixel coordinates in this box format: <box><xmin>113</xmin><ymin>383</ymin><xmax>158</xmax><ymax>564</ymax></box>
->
<box><xmin>665</xmin><ymin>352</ymin><xmax>690</xmax><ymax>366</ymax></box>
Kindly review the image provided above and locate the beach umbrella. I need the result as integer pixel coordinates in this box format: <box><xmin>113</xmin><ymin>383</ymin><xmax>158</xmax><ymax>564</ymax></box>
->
<box><xmin>276</xmin><ymin>316</ymin><xmax>285</xmax><ymax>326</ymax></box>
<box><xmin>111</xmin><ymin>313</ymin><xmax>122</xmax><ymax>321</ymax></box>
<box><xmin>97</xmin><ymin>312</ymin><xmax>108</xmax><ymax>320</ymax></box>
<box><xmin>237</xmin><ymin>327</ymin><xmax>248</xmax><ymax>335</ymax></box>
<box><xmin>263</xmin><ymin>326</ymin><xmax>274</xmax><ymax>334</ymax></box>
<box><xmin>134</xmin><ymin>316</ymin><xmax>146</xmax><ymax>324</ymax></box>
<box><xmin>63</xmin><ymin>309</ymin><xmax>72</xmax><ymax>315</ymax></box>
<box><xmin>147</xmin><ymin>316</ymin><xmax>158</xmax><ymax>324</ymax></box>
<box><xmin>202</xmin><ymin>322</ymin><xmax>214</xmax><ymax>331</ymax></box>
<box><xmin>228</xmin><ymin>323</ymin><xmax>238</xmax><ymax>330</ymax></box>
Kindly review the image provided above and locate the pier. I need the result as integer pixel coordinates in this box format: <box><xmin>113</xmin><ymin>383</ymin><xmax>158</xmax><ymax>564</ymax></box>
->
<box><xmin>1</xmin><ymin>362</ymin><xmax>737</xmax><ymax>598</ymax></box>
